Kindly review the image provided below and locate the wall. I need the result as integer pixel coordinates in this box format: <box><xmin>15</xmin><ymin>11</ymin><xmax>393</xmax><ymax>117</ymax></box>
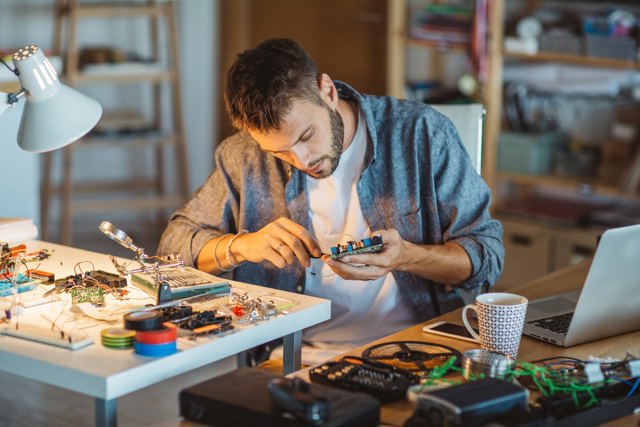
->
<box><xmin>0</xmin><ymin>0</ymin><xmax>219</xmax><ymax>236</ymax></box>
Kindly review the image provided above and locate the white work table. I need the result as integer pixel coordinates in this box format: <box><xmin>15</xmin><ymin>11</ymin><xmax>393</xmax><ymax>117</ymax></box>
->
<box><xmin>0</xmin><ymin>241</ymin><xmax>331</xmax><ymax>427</ymax></box>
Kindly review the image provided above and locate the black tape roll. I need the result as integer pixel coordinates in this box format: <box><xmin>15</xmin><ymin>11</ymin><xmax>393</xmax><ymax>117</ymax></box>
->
<box><xmin>124</xmin><ymin>310</ymin><xmax>164</xmax><ymax>331</ymax></box>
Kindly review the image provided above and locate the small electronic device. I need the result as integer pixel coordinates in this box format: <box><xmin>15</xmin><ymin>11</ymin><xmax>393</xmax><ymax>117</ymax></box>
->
<box><xmin>180</xmin><ymin>367</ymin><xmax>380</xmax><ymax>427</ymax></box>
<box><xmin>309</xmin><ymin>356</ymin><xmax>419</xmax><ymax>402</ymax></box>
<box><xmin>414</xmin><ymin>378</ymin><xmax>529</xmax><ymax>426</ymax></box>
<box><xmin>422</xmin><ymin>321</ymin><xmax>480</xmax><ymax>344</ymax></box>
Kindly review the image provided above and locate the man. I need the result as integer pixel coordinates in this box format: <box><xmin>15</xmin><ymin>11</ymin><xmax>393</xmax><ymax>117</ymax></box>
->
<box><xmin>158</xmin><ymin>38</ymin><xmax>503</xmax><ymax>364</ymax></box>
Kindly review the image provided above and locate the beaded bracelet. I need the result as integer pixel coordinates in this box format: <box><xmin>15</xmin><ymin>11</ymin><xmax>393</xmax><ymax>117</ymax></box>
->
<box><xmin>226</xmin><ymin>229</ymin><xmax>249</xmax><ymax>269</ymax></box>
<box><xmin>213</xmin><ymin>233</ymin><xmax>233</xmax><ymax>272</ymax></box>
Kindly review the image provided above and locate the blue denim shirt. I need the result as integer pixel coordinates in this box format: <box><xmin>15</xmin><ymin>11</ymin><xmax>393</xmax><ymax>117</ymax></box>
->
<box><xmin>158</xmin><ymin>81</ymin><xmax>504</xmax><ymax>321</ymax></box>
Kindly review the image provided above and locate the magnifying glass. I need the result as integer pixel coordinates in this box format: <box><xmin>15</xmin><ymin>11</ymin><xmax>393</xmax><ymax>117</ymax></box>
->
<box><xmin>98</xmin><ymin>220</ymin><xmax>144</xmax><ymax>259</ymax></box>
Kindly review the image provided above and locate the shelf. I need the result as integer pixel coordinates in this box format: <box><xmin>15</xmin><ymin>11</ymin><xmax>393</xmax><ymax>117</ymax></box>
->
<box><xmin>77</xmin><ymin>132</ymin><xmax>179</xmax><ymax>149</ymax></box>
<box><xmin>504</xmin><ymin>50</ymin><xmax>639</xmax><ymax>70</ymax></box>
<box><xmin>73</xmin><ymin>3</ymin><xmax>168</xmax><ymax>18</ymax></box>
<box><xmin>407</xmin><ymin>37</ymin><xmax>469</xmax><ymax>53</ymax></box>
<box><xmin>94</xmin><ymin>110</ymin><xmax>153</xmax><ymax>132</ymax></box>
<box><xmin>70</xmin><ymin>195</ymin><xmax>184</xmax><ymax>213</ymax></box>
<box><xmin>497</xmin><ymin>171</ymin><xmax>637</xmax><ymax>199</ymax></box>
<box><xmin>74</xmin><ymin>63</ymin><xmax>171</xmax><ymax>84</ymax></box>
<box><xmin>49</xmin><ymin>179</ymin><xmax>159</xmax><ymax>195</ymax></box>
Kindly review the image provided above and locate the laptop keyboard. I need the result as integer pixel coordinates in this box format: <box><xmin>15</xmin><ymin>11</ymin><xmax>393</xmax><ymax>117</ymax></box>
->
<box><xmin>528</xmin><ymin>312</ymin><xmax>574</xmax><ymax>334</ymax></box>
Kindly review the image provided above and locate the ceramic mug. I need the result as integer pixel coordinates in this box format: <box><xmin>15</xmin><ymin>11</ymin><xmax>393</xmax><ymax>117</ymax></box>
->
<box><xmin>462</xmin><ymin>292</ymin><xmax>528</xmax><ymax>358</ymax></box>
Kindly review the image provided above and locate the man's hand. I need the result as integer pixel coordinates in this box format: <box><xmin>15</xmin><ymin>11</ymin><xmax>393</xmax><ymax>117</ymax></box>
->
<box><xmin>322</xmin><ymin>229</ymin><xmax>406</xmax><ymax>281</ymax></box>
<box><xmin>232</xmin><ymin>217</ymin><xmax>321</xmax><ymax>268</ymax></box>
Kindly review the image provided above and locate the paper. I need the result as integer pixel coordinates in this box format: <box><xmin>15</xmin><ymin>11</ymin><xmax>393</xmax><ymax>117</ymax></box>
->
<box><xmin>0</xmin><ymin>218</ymin><xmax>38</xmax><ymax>244</ymax></box>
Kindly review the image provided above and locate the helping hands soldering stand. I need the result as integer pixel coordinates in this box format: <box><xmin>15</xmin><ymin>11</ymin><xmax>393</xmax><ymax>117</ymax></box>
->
<box><xmin>98</xmin><ymin>221</ymin><xmax>179</xmax><ymax>304</ymax></box>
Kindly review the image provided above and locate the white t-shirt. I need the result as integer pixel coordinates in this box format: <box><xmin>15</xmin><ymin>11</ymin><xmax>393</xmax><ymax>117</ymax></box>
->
<box><xmin>299</xmin><ymin>107</ymin><xmax>415</xmax><ymax>365</ymax></box>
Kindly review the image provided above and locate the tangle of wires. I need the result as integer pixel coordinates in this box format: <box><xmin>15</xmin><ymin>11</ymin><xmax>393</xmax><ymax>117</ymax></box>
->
<box><xmin>507</xmin><ymin>355</ymin><xmax>640</xmax><ymax>414</ymax></box>
<box><xmin>408</xmin><ymin>354</ymin><xmax>640</xmax><ymax>414</ymax></box>
<box><xmin>51</xmin><ymin>261</ymin><xmax>129</xmax><ymax>304</ymax></box>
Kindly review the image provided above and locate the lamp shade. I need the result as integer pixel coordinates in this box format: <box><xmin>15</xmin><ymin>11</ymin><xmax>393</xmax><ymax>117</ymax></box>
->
<box><xmin>12</xmin><ymin>45</ymin><xmax>102</xmax><ymax>153</ymax></box>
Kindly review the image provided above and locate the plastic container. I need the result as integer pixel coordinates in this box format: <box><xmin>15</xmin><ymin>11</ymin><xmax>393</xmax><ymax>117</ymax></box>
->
<box><xmin>498</xmin><ymin>131</ymin><xmax>565</xmax><ymax>175</ymax></box>
<box><xmin>586</xmin><ymin>34</ymin><xmax>637</xmax><ymax>60</ymax></box>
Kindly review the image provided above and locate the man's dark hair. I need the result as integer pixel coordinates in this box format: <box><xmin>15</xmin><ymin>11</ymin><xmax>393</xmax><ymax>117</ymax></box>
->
<box><xmin>224</xmin><ymin>38</ymin><xmax>323</xmax><ymax>132</ymax></box>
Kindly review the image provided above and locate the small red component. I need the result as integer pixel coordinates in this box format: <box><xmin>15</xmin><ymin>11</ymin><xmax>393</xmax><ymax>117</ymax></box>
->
<box><xmin>232</xmin><ymin>305</ymin><xmax>244</xmax><ymax>317</ymax></box>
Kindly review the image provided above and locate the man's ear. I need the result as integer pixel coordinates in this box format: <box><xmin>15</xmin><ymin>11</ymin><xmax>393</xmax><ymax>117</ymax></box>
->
<box><xmin>318</xmin><ymin>73</ymin><xmax>338</xmax><ymax>108</ymax></box>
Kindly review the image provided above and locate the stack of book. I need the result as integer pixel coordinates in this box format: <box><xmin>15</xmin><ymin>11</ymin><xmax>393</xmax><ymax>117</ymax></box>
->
<box><xmin>0</xmin><ymin>218</ymin><xmax>38</xmax><ymax>244</ymax></box>
<box><xmin>409</xmin><ymin>4</ymin><xmax>473</xmax><ymax>47</ymax></box>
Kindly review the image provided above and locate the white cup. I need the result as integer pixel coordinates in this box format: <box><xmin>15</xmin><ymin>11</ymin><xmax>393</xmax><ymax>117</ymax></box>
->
<box><xmin>462</xmin><ymin>292</ymin><xmax>528</xmax><ymax>358</ymax></box>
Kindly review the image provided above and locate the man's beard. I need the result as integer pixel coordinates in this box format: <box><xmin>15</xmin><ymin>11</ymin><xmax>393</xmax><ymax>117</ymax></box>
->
<box><xmin>305</xmin><ymin>106</ymin><xmax>344</xmax><ymax>179</ymax></box>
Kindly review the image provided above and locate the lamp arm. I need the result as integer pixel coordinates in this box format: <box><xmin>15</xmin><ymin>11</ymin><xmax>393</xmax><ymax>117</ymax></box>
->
<box><xmin>0</xmin><ymin>89</ymin><xmax>27</xmax><ymax>115</ymax></box>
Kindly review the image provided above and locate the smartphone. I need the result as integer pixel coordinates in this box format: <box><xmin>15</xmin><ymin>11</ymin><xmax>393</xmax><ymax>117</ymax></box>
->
<box><xmin>422</xmin><ymin>321</ymin><xmax>479</xmax><ymax>343</ymax></box>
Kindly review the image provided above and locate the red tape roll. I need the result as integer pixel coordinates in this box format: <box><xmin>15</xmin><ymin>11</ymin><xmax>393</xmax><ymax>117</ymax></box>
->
<box><xmin>135</xmin><ymin>322</ymin><xmax>177</xmax><ymax>344</ymax></box>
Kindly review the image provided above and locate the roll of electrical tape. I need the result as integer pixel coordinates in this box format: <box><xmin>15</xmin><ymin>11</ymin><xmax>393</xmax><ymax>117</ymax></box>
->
<box><xmin>135</xmin><ymin>323</ymin><xmax>178</xmax><ymax>344</ymax></box>
<box><xmin>124</xmin><ymin>310</ymin><xmax>164</xmax><ymax>331</ymax></box>
<box><xmin>134</xmin><ymin>340</ymin><xmax>178</xmax><ymax>357</ymax></box>
<box><xmin>101</xmin><ymin>327</ymin><xmax>135</xmax><ymax>349</ymax></box>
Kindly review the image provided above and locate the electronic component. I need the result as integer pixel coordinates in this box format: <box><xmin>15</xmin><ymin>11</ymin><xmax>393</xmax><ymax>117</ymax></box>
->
<box><xmin>309</xmin><ymin>356</ymin><xmax>420</xmax><ymax>402</ymax></box>
<box><xmin>26</xmin><ymin>269</ymin><xmax>55</xmax><ymax>283</ymax></box>
<box><xmin>70</xmin><ymin>286</ymin><xmax>105</xmax><ymax>305</ymax></box>
<box><xmin>0</xmin><ymin>273</ymin><xmax>39</xmax><ymax>297</ymax></box>
<box><xmin>48</xmin><ymin>269</ymin><xmax>126</xmax><ymax>297</ymax></box>
<box><xmin>329</xmin><ymin>236</ymin><xmax>383</xmax><ymax>259</ymax></box>
<box><xmin>160</xmin><ymin>304</ymin><xmax>193</xmax><ymax>322</ymax></box>
<box><xmin>177</xmin><ymin>310</ymin><xmax>233</xmax><ymax>335</ymax></box>
<box><xmin>90</xmin><ymin>270</ymin><xmax>127</xmax><ymax>288</ymax></box>
<box><xmin>413</xmin><ymin>378</ymin><xmax>529</xmax><ymax>426</ymax></box>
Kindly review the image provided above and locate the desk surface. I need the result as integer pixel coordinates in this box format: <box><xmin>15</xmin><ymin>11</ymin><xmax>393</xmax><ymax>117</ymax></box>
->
<box><xmin>334</xmin><ymin>261</ymin><xmax>640</xmax><ymax>426</ymax></box>
<box><xmin>0</xmin><ymin>241</ymin><xmax>331</xmax><ymax>401</ymax></box>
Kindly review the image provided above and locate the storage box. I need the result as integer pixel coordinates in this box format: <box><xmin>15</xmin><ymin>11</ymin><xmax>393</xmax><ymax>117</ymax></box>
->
<box><xmin>586</xmin><ymin>35</ymin><xmax>637</xmax><ymax>60</ymax></box>
<box><xmin>498</xmin><ymin>131</ymin><xmax>565</xmax><ymax>175</ymax></box>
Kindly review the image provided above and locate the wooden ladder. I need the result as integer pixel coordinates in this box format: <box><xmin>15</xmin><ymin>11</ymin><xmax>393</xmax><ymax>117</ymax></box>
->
<box><xmin>42</xmin><ymin>0</ymin><xmax>189</xmax><ymax>244</ymax></box>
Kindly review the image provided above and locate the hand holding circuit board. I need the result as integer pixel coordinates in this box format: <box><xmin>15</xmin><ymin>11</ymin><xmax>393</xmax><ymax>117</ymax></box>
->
<box><xmin>328</xmin><ymin>235</ymin><xmax>383</xmax><ymax>260</ymax></box>
<box><xmin>322</xmin><ymin>231</ymin><xmax>402</xmax><ymax>282</ymax></box>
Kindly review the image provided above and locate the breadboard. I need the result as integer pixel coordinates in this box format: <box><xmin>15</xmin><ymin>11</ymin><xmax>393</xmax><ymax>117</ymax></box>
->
<box><xmin>0</xmin><ymin>324</ymin><xmax>93</xmax><ymax>350</ymax></box>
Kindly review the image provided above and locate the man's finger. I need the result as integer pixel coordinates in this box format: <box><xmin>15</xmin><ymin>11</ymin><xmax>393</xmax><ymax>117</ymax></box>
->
<box><xmin>277</xmin><ymin>217</ymin><xmax>321</xmax><ymax>256</ymax></box>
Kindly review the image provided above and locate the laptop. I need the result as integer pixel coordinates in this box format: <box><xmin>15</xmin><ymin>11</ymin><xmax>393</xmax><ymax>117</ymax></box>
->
<box><xmin>523</xmin><ymin>223</ymin><xmax>640</xmax><ymax>347</ymax></box>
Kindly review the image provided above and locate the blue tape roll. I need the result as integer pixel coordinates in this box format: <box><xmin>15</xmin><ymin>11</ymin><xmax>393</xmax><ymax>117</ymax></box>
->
<box><xmin>133</xmin><ymin>340</ymin><xmax>177</xmax><ymax>357</ymax></box>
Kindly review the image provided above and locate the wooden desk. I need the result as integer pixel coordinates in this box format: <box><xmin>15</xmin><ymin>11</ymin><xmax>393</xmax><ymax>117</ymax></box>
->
<box><xmin>331</xmin><ymin>261</ymin><xmax>640</xmax><ymax>426</ymax></box>
<box><xmin>0</xmin><ymin>241</ymin><xmax>330</xmax><ymax>427</ymax></box>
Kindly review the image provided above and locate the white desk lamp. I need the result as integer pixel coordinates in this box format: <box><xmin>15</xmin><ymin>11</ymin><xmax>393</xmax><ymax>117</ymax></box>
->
<box><xmin>0</xmin><ymin>44</ymin><xmax>102</xmax><ymax>152</ymax></box>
